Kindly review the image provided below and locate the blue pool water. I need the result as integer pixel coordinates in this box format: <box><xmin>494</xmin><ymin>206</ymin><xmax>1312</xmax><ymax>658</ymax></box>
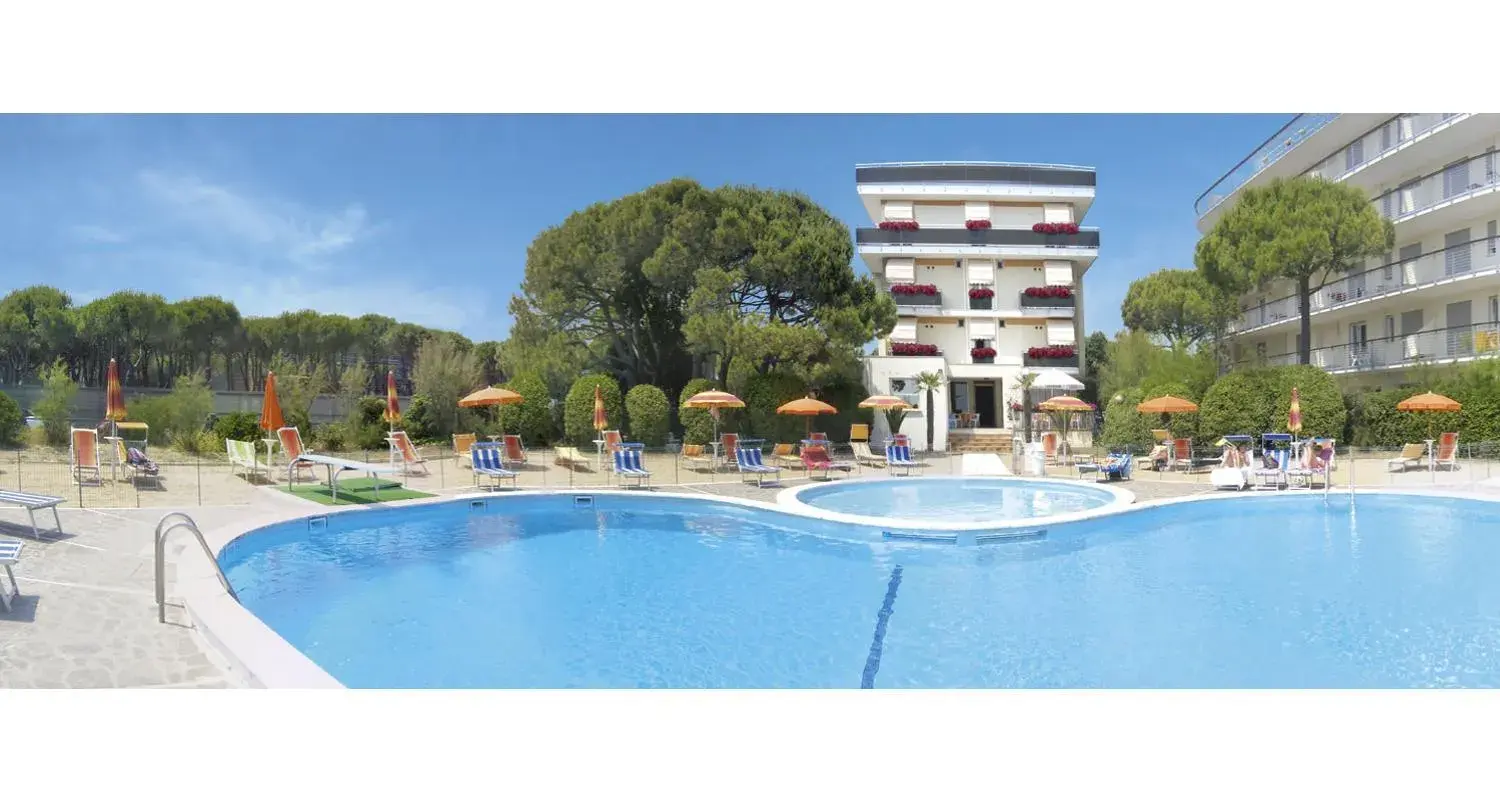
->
<box><xmin>792</xmin><ymin>477</ymin><xmax>1118</xmax><ymax>522</ymax></box>
<box><xmin>220</xmin><ymin>493</ymin><xmax>1500</xmax><ymax>688</ymax></box>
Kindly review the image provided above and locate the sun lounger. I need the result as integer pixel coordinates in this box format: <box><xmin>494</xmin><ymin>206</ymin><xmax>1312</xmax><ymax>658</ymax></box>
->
<box><xmin>736</xmin><ymin>446</ymin><xmax>782</xmax><ymax>487</ymax></box>
<box><xmin>613</xmin><ymin>448</ymin><xmax>652</xmax><ymax>488</ymax></box>
<box><xmin>387</xmin><ymin>430</ymin><xmax>431</xmax><ymax>476</ymax></box>
<box><xmin>1434</xmin><ymin>432</ymin><xmax>1459</xmax><ymax>471</ymax></box>
<box><xmin>115</xmin><ymin>439</ymin><xmax>161</xmax><ymax>489</ymax></box>
<box><xmin>1288</xmin><ymin>439</ymin><xmax>1336</xmax><ymax>489</ymax></box>
<box><xmin>1098</xmin><ymin>452</ymin><xmax>1132</xmax><ymax>482</ymax></box>
<box><xmin>772</xmin><ymin>442</ymin><xmax>802</xmax><ymax>468</ymax></box>
<box><xmin>554</xmin><ymin>446</ymin><xmax>589</xmax><ymax>470</ymax></box>
<box><xmin>679</xmin><ymin>444</ymin><xmax>714</xmax><ymax>472</ymax></box>
<box><xmin>453</xmin><ymin>433</ymin><xmax>477</xmax><ymax>468</ymax></box>
<box><xmin>800</xmin><ymin>444</ymin><xmax>854</xmax><ymax>480</ymax></box>
<box><xmin>716</xmin><ymin>433</ymin><xmax>740</xmax><ymax>471</ymax></box>
<box><xmin>1253</xmin><ymin>450</ymin><xmax>1288</xmax><ymax>490</ymax></box>
<box><xmin>471</xmin><ymin>443</ymin><xmax>518</xmax><ymax>490</ymax></box>
<box><xmin>1386</xmin><ymin>443</ymin><xmax>1426</xmax><ymax>472</ymax></box>
<box><xmin>501</xmin><ymin>434</ymin><xmax>528</xmax><ymax>469</ymax></box>
<box><xmin>277</xmin><ymin>427</ymin><xmax>320</xmax><ymax>484</ymax></box>
<box><xmin>853</xmin><ymin>441</ymin><xmax>886</xmax><ymax>467</ymax></box>
<box><xmin>885</xmin><ymin>443</ymin><xmax>924</xmax><ymax>477</ymax></box>
<box><xmin>0</xmin><ymin>490</ymin><xmax>65</xmax><ymax>540</ymax></box>
<box><xmin>289</xmin><ymin>453</ymin><xmax>404</xmax><ymax>502</ymax></box>
<box><xmin>1210</xmin><ymin>435</ymin><xmax>1253</xmax><ymax>490</ymax></box>
<box><xmin>0</xmin><ymin>537</ymin><xmax>23</xmax><ymax>612</ymax></box>
<box><xmin>70</xmin><ymin>427</ymin><xmax>102</xmax><ymax>485</ymax></box>
<box><xmin>227</xmin><ymin>439</ymin><xmax>268</xmax><ymax>482</ymax></box>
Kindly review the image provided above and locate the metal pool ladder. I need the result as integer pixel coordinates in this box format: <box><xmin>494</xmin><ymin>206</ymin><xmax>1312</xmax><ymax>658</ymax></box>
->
<box><xmin>154</xmin><ymin>512</ymin><xmax>238</xmax><ymax>624</ymax></box>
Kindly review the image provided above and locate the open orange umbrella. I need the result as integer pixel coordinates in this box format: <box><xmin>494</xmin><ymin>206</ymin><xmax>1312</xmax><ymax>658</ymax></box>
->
<box><xmin>1037</xmin><ymin>395</ymin><xmax>1094</xmax><ymax>412</ymax></box>
<box><xmin>458</xmin><ymin>385</ymin><xmax>524</xmax><ymax>408</ymax></box>
<box><xmin>383</xmin><ymin>370</ymin><xmax>401</xmax><ymax>430</ymax></box>
<box><xmin>593</xmin><ymin>385</ymin><xmax>608</xmax><ymax>432</ymax></box>
<box><xmin>259</xmin><ymin>371</ymin><xmax>285</xmax><ymax>432</ymax></box>
<box><xmin>777</xmin><ymin>395</ymin><xmax>838</xmax><ymax>438</ymax></box>
<box><xmin>857</xmin><ymin>395</ymin><xmax>913</xmax><ymax>410</ymax></box>
<box><xmin>682</xmin><ymin>390</ymin><xmax>744</xmax><ymax>443</ymax></box>
<box><xmin>1396</xmin><ymin>392</ymin><xmax>1461</xmax><ymax>413</ymax></box>
<box><xmin>1136</xmin><ymin>395</ymin><xmax>1199</xmax><ymax>414</ymax></box>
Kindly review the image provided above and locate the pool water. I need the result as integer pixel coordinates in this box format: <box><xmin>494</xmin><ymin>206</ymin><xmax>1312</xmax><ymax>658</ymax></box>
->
<box><xmin>220</xmin><ymin>493</ymin><xmax>1500</xmax><ymax>689</ymax></box>
<box><xmin>791</xmin><ymin>477</ymin><xmax>1119</xmax><ymax>523</ymax></box>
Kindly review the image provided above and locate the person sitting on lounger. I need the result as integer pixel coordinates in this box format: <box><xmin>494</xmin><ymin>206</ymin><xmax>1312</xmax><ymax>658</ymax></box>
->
<box><xmin>1262</xmin><ymin>450</ymin><xmax>1280</xmax><ymax>470</ymax></box>
<box><xmin>126</xmin><ymin>446</ymin><xmax>159</xmax><ymax>475</ymax></box>
<box><xmin>1220</xmin><ymin>444</ymin><xmax>1242</xmax><ymax>468</ymax></box>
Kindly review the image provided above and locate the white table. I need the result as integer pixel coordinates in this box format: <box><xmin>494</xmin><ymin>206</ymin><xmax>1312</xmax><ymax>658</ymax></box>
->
<box><xmin>262</xmin><ymin>438</ymin><xmax>280</xmax><ymax>478</ymax></box>
<box><xmin>289</xmin><ymin>454</ymin><xmax>404</xmax><ymax>503</ymax></box>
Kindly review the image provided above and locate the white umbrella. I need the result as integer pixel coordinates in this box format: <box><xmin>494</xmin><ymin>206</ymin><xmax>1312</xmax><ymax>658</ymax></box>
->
<box><xmin>1024</xmin><ymin>368</ymin><xmax>1085</xmax><ymax>390</ymax></box>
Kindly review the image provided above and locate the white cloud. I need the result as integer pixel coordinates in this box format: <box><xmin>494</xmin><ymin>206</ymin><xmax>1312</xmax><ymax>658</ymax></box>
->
<box><xmin>68</xmin><ymin>223</ymin><xmax>127</xmax><ymax>243</ymax></box>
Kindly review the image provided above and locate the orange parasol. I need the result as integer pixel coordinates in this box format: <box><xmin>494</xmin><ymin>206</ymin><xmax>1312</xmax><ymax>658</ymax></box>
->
<box><xmin>383</xmin><ymin>370</ymin><xmax>401</xmax><ymax>428</ymax></box>
<box><xmin>259</xmin><ymin>371</ymin><xmax>285</xmax><ymax>432</ymax></box>
<box><xmin>104</xmin><ymin>358</ymin><xmax>127</xmax><ymax>423</ymax></box>
<box><xmin>1037</xmin><ymin>395</ymin><xmax>1095</xmax><ymax>412</ymax></box>
<box><xmin>776</xmin><ymin>395</ymin><xmax>838</xmax><ymax>438</ymax></box>
<box><xmin>593</xmin><ymin>385</ymin><xmax>608</xmax><ymax>431</ymax></box>
<box><xmin>1396</xmin><ymin>392</ymin><xmax>1461</xmax><ymax>413</ymax></box>
<box><xmin>458</xmin><ymin>386</ymin><xmax>524</xmax><ymax>408</ymax></box>
<box><xmin>857</xmin><ymin>394</ymin><xmax>913</xmax><ymax>409</ymax></box>
<box><xmin>682</xmin><ymin>390</ymin><xmax>743</xmax><ymax>443</ymax></box>
<box><xmin>1136</xmin><ymin>395</ymin><xmax>1199</xmax><ymax>414</ymax></box>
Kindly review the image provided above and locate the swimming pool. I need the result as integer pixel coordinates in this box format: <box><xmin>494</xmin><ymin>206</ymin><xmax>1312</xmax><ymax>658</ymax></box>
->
<box><xmin>218</xmin><ymin>491</ymin><xmax>1500</xmax><ymax>688</ymax></box>
<box><xmin>785</xmin><ymin>476</ymin><xmax>1124</xmax><ymax>525</ymax></box>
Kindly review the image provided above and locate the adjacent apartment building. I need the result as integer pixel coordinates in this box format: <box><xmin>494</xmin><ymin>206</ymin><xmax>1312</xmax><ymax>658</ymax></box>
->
<box><xmin>856</xmin><ymin>161</ymin><xmax>1099</xmax><ymax>451</ymax></box>
<box><xmin>1202</xmin><ymin>114</ymin><xmax>1500</xmax><ymax>387</ymax></box>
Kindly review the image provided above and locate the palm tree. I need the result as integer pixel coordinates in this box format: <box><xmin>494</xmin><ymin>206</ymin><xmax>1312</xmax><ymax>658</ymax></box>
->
<box><xmin>1014</xmin><ymin>370</ymin><xmax>1038</xmax><ymax>444</ymax></box>
<box><xmin>915</xmin><ymin>370</ymin><xmax>945</xmax><ymax>453</ymax></box>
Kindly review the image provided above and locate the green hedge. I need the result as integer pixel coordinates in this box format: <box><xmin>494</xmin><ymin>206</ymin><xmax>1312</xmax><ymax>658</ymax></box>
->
<box><xmin>564</xmin><ymin>373</ymin><xmax>624</xmax><ymax>446</ymax></box>
<box><xmin>497</xmin><ymin>371</ymin><xmax>556</xmax><ymax>445</ymax></box>
<box><xmin>0</xmin><ymin>390</ymin><xmax>23</xmax><ymax>447</ymax></box>
<box><xmin>677</xmin><ymin>378</ymin><xmax>724</xmax><ymax>445</ymax></box>
<box><xmin>742</xmin><ymin>371</ymin><xmax>809</xmax><ymax>443</ymax></box>
<box><xmin>625</xmin><ymin>384</ymin><xmax>670</xmax><ymax>446</ymax></box>
<box><xmin>1200</xmin><ymin>365</ymin><xmax>1344</xmax><ymax>442</ymax></box>
<box><xmin>1099</xmin><ymin>388</ymin><xmax>1154</xmax><ymax>451</ymax></box>
<box><xmin>1199</xmin><ymin>371</ymin><xmax>1274</xmax><ymax>442</ymax></box>
<box><xmin>817</xmin><ymin>380</ymin><xmax>874</xmax><ymax>443</ymax></box>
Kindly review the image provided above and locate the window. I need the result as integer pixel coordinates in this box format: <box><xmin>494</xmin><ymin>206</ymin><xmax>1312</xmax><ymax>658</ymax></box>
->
<box><xmin>1384</xmin><ymin>315</ymin><xmax>1396</xmax><ymax>340</ymax></box>
<box><xmin>1345</xmin><ymin>139</ymin><xmax>1364</xmax><ymax>172</ymax></box>
<box><xmin>1443</xmin><ymin>160</ymin><xmax>1471</xmax><ymax>200</ymax></box>
<box><xmin>1490</xmin><ymin>296</ymin><xmax>1499</xmax><ymax>324</ymax></box>
<box><xmin>1382</xmin><ymin>252</ymin><xmax>1394</xmax><ymax>283</ymax></box>
<box><xmin>1490</xmin><ymin>221</ymin><xmax>1498</xmax><ymax>256</ymax></box>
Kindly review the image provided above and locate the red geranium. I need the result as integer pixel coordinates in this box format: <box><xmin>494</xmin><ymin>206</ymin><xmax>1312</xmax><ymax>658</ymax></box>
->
<box><xmin>965</xmin><ymin>219</ymin><xmax>992</xmax><ymax>230</ymax></box>
<box><xmin>891</xmin><ymin>283</ymin><xmax>938</xmax><ymax>296</ymax></box>
<box><xmin>878</xmin><ymin>219</ymin><xmax>921</xmax><ymax>231</ymax></box>
<box><xmin>1023</xmin><ymin>285</ymin><xmax>1074</xmax><ymax>299</ymax></box>
<box><xmin>968</xmin><ymin>286</ymin><xmax>995</xmax><ymax>299</ymax></box>
<box><xmin>970</xmin><ymin>346</ymin><xmax>996</xmax><ymax>359</ymax></box>
<box><xmin>891</xmin><ymin>342</ymin><xmax>940</xmax><ymax>356</ymax></box>
<box><xmin>1026</xmin><ymin>345</ymin><xmax>1077</xmax><ymax>359</ymax></box>
<box><xmin>1031</xmin><ymin>222</ymin><xmax>1081</xmax><ymax>235</ymax></box>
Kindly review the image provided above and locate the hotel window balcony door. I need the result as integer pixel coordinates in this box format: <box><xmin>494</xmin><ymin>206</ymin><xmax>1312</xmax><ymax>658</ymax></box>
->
<box><xmin>1348</xmin><ymin>322</ymin><xmax>1369</xmax><ymax>369</ymax></box>
<box><xmin>1447</xmin><ymin>301</ymin><xmax>1473</xmax><ymax>357</ymax></box>
<box><xmin>1445</xmin><ymin>229</ymin><xmax>1472</xmax><ymax>276</ymax></box>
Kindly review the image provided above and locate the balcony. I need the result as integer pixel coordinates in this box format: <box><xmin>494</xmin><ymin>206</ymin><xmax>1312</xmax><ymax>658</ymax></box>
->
<box><xmin>1019</xmin><ymin>289</ymin><xmax>1076</xmax><ymax>310</ymax></box>
<box><xmin>856</xmin><ymin>227</ymin><xmax>1100</xmax><ymax>249</ymax></box>
<box><xmin>1229</xmin><ymin>234</ymin><xmax>1500</xmax><ymax>334</ymax></box>
<box><xmin>1023</xmin><ymin>347</ymin><xmax>1078</xmax><ymax>369</ymax></box>
<box><xmin>890</xmin><ymin>285</ymin><xmax>942</xmax><ymax>307</ymax></box>
<box><xmin>1304</xmin><ymin>114</ymin><xmax>1463</xmax><ymax>186</ymax></box>
<box><xmin>1238</xmin><ymin>322</ymin><xmax>1500</xmax><ymax>373</ymax></box>
<box><xmin>1372</xmin><ymin>149</ymin><xmax>1499</xmax><ymax>225</ymax></box>
<box><xmin>855</xmin><ymin>162</ymin><xmax>1096</xmax><ymax>187</ymax></box>
<box><xmin>1195</xmin><ymin>114</ymin><xmax>1341</xmax><ymax>217</ymax></box>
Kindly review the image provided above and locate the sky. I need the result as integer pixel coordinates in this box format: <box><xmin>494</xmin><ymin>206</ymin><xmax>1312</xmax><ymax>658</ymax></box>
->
<box><xmin>0</xmin><ymin>114</ymin><xmax>1285</xmax><ymax>342</ymax></box>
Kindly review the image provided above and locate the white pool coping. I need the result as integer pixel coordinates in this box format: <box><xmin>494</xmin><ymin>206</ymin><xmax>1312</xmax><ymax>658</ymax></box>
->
<box><xmin>170</xmin><ymin>482</ymin><xmax>1500</xmax><ymax>689</ymax></box>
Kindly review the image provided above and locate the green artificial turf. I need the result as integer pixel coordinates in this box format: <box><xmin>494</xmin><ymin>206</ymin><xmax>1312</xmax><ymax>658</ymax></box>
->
<box><xmin>280</xmin><ymin>476</ymin><xmax>434</xmax><ymax>506</ymax></box>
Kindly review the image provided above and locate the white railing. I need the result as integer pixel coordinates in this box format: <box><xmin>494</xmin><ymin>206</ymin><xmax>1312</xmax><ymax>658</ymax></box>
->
<box><xmin>1373</xmin><ymin>148</ymin><xmax>1500</xmax><ymax>222</ymax></box>
<box><xmin>1240</xmin><ymin>322</ymin><xmax>1500</xmax><ymax>372</ymax></box>
<box><xmin>1304</xmin><ymin>114</ymin><xmax>1460</xmax><ymax>184</ymax></box>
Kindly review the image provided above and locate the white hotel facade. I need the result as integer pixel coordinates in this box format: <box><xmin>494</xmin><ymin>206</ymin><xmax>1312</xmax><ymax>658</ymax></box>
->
<box><xmin>856</xmin><ymin>161</ymin><xmax>1098</xmax><ymax>452</ymax></box>
<box><xmin>1202</xmin><ymin>114</ymin><xmax>1500</xmax><ymax>386</ymax></box>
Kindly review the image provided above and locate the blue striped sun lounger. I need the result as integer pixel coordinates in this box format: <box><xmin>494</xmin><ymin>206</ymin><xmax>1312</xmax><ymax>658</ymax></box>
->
<box><xmin>613</xmin><ymin>449</ymin><xmax>652</xmax><ymax>488</ymax></box>
<box><xmin>471</xmin><ymin>443</ymin><xmax>518</xmax><ymax>491</ymax></box>
<box><xmin>735</xmin><ymin>446</ymin><xmax>781</xmax><ymax>487</ymax></box>
<box><xmin>1100</xmin><ymin>452</ymin><xmax>1133</xmax><ymax>481</ymax></box>
<box><xmin>885</xmin><ymin>443</ymin><xmax>924</xmax><ymax>477</ymax></box>
<box><xmin>0</xmin><ymin>537</ymin><xmax>22</xmax><ymax>612</ymax></box>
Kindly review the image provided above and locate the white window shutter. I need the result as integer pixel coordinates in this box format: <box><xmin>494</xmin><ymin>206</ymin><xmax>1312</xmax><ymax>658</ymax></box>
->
<box><xmin>964</xmin><ymin>201</ymin><xmax>990</xmax><ymax>221</ymax></box>
<box><xmin>1043</xmin><ymin>261</ymin><xmax>1075</xmax><ymax>285</ymax></box>
<box><xmin>1043</xmin><ymin>204</ymin><xmax>1073</xmax><ymax>224</ymax></box>
<box><xmin>891</xmin><ymin>321</ymin><xmax>918</xmax><ymax>341</ymax></box>
<box><xmin>1046</xmin><ymin>322</ymin><xmax>1076</xmax><ymax>346</ymax></box>
<box><xmin>969</xmin><ymin>319</ymin><xmax>997</xmax><ymax>338</ymax></box>
<box><xmin>967</xmin><ymin>260</ymin><xmax>995</xmax><ymax>284</ymax></box>
<box><xmin>884</xmin><ymin>201</ymin><xmax>913</xmax><ymax>221</ymax></box>
<box><xmin>884</xmin><ymin>258</ymin><xmax>915</xmax><ymax>282</ymax></box>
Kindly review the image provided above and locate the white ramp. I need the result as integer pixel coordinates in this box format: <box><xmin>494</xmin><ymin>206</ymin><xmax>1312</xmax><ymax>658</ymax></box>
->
<box><xmin>961</xmin><ymin>453</ymin><xmax>1011</xmax><ymax>476</ymax></box>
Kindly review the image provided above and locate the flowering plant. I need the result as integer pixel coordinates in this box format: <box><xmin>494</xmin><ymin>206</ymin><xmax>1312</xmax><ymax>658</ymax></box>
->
<box><xmin>891</xmin><ymin>342</ymin><xmax>939</xmax><ymax>356</ymax></box>
<box><xmin>1027</xmin><ymin>345</ymin><xmax>1076</xmax><ymax>359</ymax></box>
<box><xmin>878</xmin><ymin>219</ymin><xmax>920</xmax><ymax>231</ymax></box>
<box><xmin>967</xmin><ymin>286</ymin><xmax>995</xmax><ymax>299</ymax></box>
<box><xmin>970</xmin><ymin>346</ymin><xmax>996</xmax><ymax>359</ymax></box>
<box><xmin>1031</xmin><ymin>222</ymin><xmax>1081</xmax><ymax>235</ymax></box>
<box><xmin>1023</xmin><ymin>285</ymin><xmax>1073</xmax><ymax>299</ymax></box>
<box><xmin>965</xmin><ymin>219</ymin><xmax>992</xmax><ymax>230</ymax></box>
<box><xmin>890</xmin><ymin>283</ymin><xmax>938</xmax><ymax>296</ymax></box>
<box><xmin>1009</xmin><ymin>401</ymin><xmax>1024</xmax><ymax>412</ymax></box>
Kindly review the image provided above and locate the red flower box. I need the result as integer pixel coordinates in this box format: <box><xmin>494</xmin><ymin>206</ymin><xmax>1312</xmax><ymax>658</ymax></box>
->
<box><xmin>965</xmin><ymin>219</ymin><xmax>992</xmax><ymax>230</ymax></box>
<box><xmin>890</xmin><ymin>283</ymin><xmax>938</xmax><ymax>296</ymax></box>
<box><xmin>968</xmin><ymin>286</ymin><xmax>995</xmax><ymax>299</ymax></box>
<box><xmin>1031</xmin><ymin>222</ymin><xmax>1081</xmax><ymax>235</ymax></box>
<box><xmin>970</xmin><ymin>346</ymin><xmax>997</xmax><ymax>359</ymax></box>
<box><xmin>878</xmin><ymin>219</ymin><xmax>920</xmax><ymax>231</ymax></box>
<box><xmin>1023</xmin><ymin>285</ymin><xmax>1074</xmax><ymax>299</ymax></box>
<box><xmin>1026</xmin><ymin>345</ymin><xmax>1076</xmax><ymax>359</ymax></box>
<box><xmin>891</xmin><ymin>342</ymin><xmax>940</xmax><ymax>356</ymax></box>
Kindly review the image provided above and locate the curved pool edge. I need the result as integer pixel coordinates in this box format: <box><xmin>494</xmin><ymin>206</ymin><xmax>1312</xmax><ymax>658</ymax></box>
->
<box><xmin>775</xmin><ymin>475</ymin><xmax>1137</xmax><ymax>535</ymax></box>
<box><xmin>175</xmin><ymin>484</ymin><xmax>1500</xmax><ymax>689</ymax></box>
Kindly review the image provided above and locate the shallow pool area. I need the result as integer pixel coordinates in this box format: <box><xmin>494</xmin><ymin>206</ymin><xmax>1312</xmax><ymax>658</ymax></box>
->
<box><xmin>216</xmin><ymin>490</ymin><xmax>1500</xmax><ymax>689</ymax></box>
<box><xmin>785</xmin><ymin>476</ymin><xmax>1123</xmax><ymax>525</ymax></box>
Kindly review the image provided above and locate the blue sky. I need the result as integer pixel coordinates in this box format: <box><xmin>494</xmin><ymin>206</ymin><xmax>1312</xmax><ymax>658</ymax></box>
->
<box><xmin>0</xmin><ymin>114</ymin><xmax>1283</xmax><ymax>341</ymax></box>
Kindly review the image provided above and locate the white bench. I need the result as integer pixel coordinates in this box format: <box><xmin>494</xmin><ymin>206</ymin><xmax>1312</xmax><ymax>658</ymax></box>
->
<box><xmin>0</xmin><ymin>538</ymin><xmax>21</xmax><ymax>612</ymax></box>
<box><xmin>290</xmin><ymin>454</ymin><xmax>404</xmax><ymax>503</ymax></box>
<box><xmin>0</xmin><ymin>490</ymin><xmax>66</xmax><ymax>540</ymax></box>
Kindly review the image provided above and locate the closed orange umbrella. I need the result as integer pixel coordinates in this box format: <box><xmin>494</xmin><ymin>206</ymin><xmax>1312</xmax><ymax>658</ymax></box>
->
<box><xmin>777</xmin><ymin>395</ymin><xmax>838</xmax><ymax>438</ymax></box>
<box><xmin>593</xmin><ymin>384</ymin><xmax>608</xmax><ymax>431</ymax></box>
<box><xmin>104</xmin><ymin>358</ymin><xmax>127</xmax><ymax>423</ymax></box>
<box><xmin>259</xmin><ymin>371</ymin><xmax>285</xmax><ymax>432</ymax></box>
<box><xmin>383</xmin><ymin>370</ymin><xmax>401</xmax><ymax>429</ymax></box>
<box><xmin>1136</xmin><ymin>395</ymin><xmax>1199</xmax><ymax>414</ymax></box>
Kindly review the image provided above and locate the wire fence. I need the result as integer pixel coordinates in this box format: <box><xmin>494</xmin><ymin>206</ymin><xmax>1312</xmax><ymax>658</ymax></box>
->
<box><xmin>2</xmin><ymin>439</ymin><xmax>1496</xmax><ymax>510</ymax></box>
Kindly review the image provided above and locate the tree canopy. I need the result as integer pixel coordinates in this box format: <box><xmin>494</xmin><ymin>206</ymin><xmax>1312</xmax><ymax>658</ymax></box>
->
<box><xmin>1195</xmin><ymin>176</ymin><xmax>1393</xmax><ymax>364</ymax></box>
<box><xmin>1120</xmin><ymin>268</ymin><xmax>1236</xmax><ymax>349</ymax></box>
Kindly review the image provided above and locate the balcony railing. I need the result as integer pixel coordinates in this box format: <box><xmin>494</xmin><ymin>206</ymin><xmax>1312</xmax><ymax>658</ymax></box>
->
<box><xmin>1019</xmin><ymin>292</ymin><xmax>1076</xmax><ymax>309</ymax></box>
<box><xmin>856</xmin><ymin>227</ymin><xmax>1100</xmax><ymax>249</ymax></box>
<box><xmin>1195</xmin><ymin>114</ymin><xmax>1340</xmax><ymax>218</ymax></box>
<box><xmin>890</xmin><ymin>288</ymin><xmax>943</xmax><ymax>307</ymax></box>
<box><xmin>1230</xmin><ymin>234</ymin><xmax>1500</xmax><ymax>333</ymax></box>
<box><xmin>1371</xmin><ymin>148</ymin><xmax>1500</xmax><ymax>223</ymax></box>
<box><xmin>1238</xmin><ymin>322</ymin><xmax>1500</xmax><ymax>372</ymax></box>
<box><xmin>1304</xmin><ymin>114</ymin><xmax>1461</xmax><ymax>185</ymax></box>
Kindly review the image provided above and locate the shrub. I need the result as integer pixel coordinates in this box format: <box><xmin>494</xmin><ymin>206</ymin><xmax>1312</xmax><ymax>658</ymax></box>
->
<box><xmin>564</xmin><ymin>374</ymin><xmax>624</xmax><ymax>446</ymax></box>
<box><xmin>125</xmin><ymin>396</ymin><xmax>175</xmax><ymax>446</ymax></box>
<box><xmin>677</xmin><ymin>378</ymin><xmax>722</xmax><ymax>445</ymax></box>
<box><xmin>818</xmin><ymin>380</ymin><xmax>873</xmax><ymax>443</ymax></box>
<box><xmin>212</xmin><ymin>411</ymin><xmax>261</xmax><ymax>444</ymax></box>
<box><xmin>170</xmin><ymin>429</ymin><xmax>221</xmax><ymax>456</ymax></box>
<box><xmin>742</xmin><ymin>371</ymin><xmax>808</xmax><ymax>443</ymax></box>
<box><xmin>625</xmin><ymin>384</ymin><xmax>669</xmax><ymax>446</ymax></box>
<box><xmin>1199</xmin><ymin>370</ymin><xmax>1274</xmax><ymax>442</ymax></box>
<box><xmin>315</xmin><ymin>422</ymin><xmax>348</xmax><ymax>452</ymax></box>
<box><xmin>1267</xmin><ymin>364</ymin><xmax>1345</xmax><ymax>439</ymax></box>
<box><xmin>0</xmin><ymin>390</ymin><xmax>22</xmax><ymax>447</ymax></box>
<box><xmin>34</xmin><ymin>359</ymin><xmax>77</xmax><ymax>446</ymax></box>
<box><xmin>1099</xmin><ymin>388</ymin><xmax>1154</xmax><ymax>451</ymax></box>
<box><xmin>341</xmin><ymin>396</ymin><xmax>394</xmax><ymax>450</ymax></box>
<box><xmin>1138</xmin><ymin>380</ymin><xmax>1199</xmax><ymax>441</ymax></box>
<box><xmin>403</xmin><ymin>395</ymin><xmax>437</xmax><ymax>442</ymax></box>
<box><xmin>497</xmin><ymin>371</ymin><xmax>555</xmax><ymax>445</ymax></box>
